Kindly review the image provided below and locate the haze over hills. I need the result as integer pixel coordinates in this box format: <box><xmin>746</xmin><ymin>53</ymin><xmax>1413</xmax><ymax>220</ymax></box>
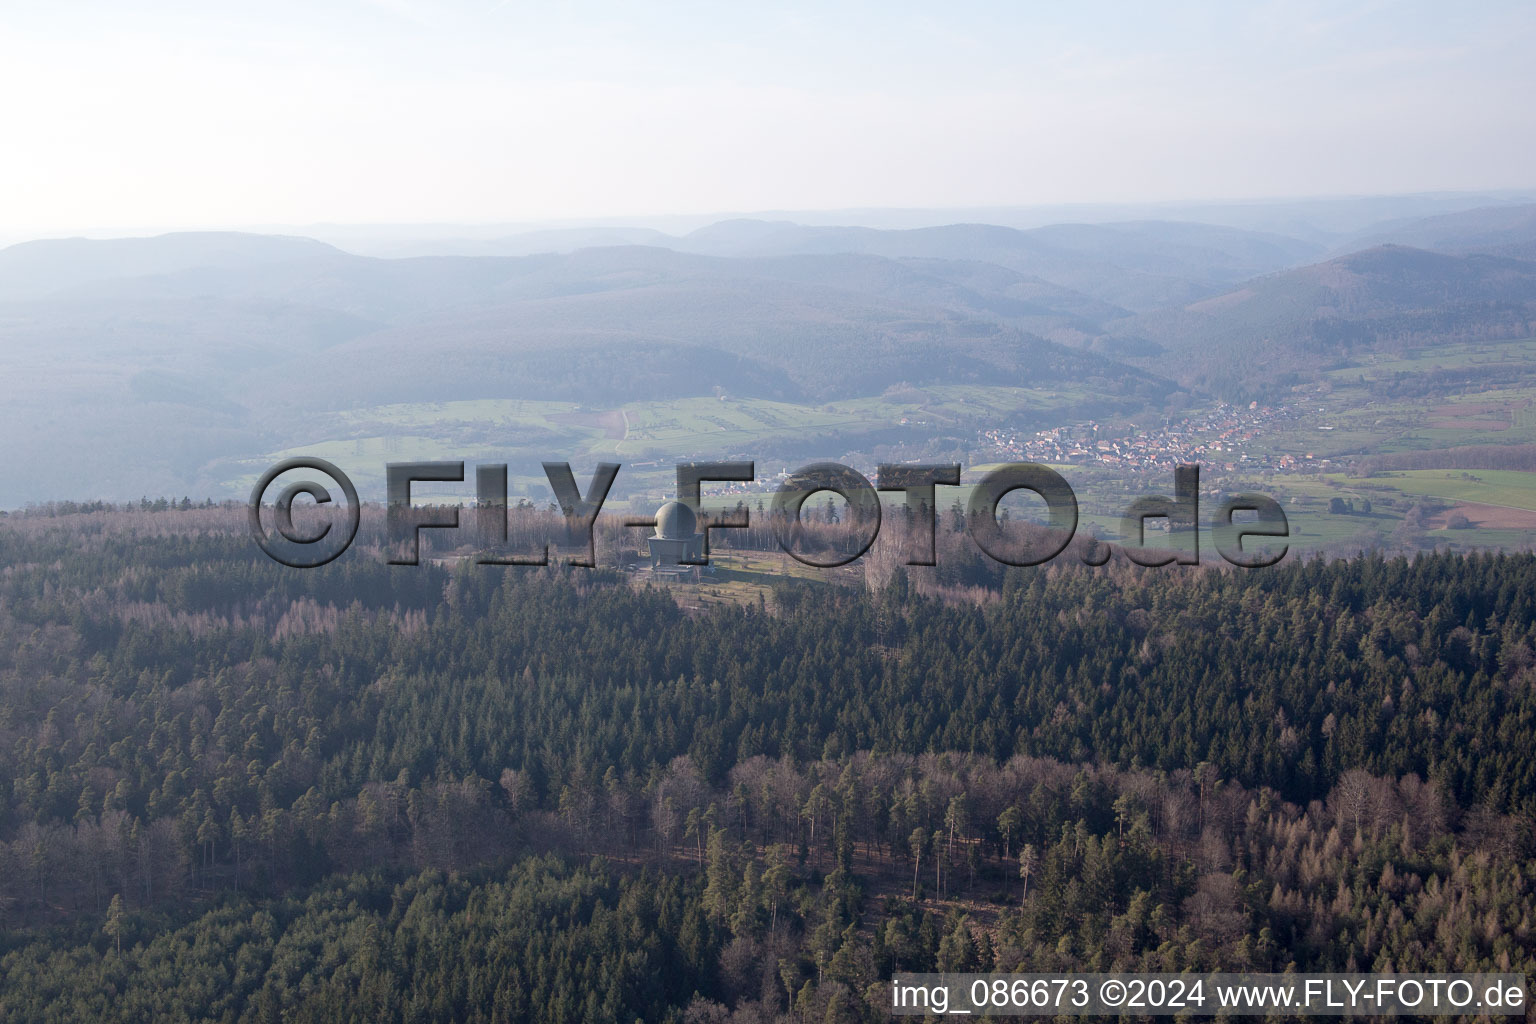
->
<box><xmin>0</xmin><ymin>234</ymin><xmax>1167</xmax><ymax>505</ymax></box>
<box><xmin>1111</xmin><ymin>245</ymin><xmax>1536</xmax><ymax>394</ymax></box>
<box><xmin>1331</xmin><ymin>203</ymin><xmax>1536</xmax><ymax>261</ymax></box>
<box><xmin>681</xmin><ymin>220</ymin><xmax>1326</xmax><ymax>311</ymax></box>
<box><xmin>4</xmin><ymin>197</ymin><xmax>1536</xmax><ymax>506</ymax></box>
<box><xmin>5</xmin><ymin>240</ymin><xmax>1155</xmax><ymax>400</ymax></box>
<box><xmin>308</xmin><ymin>191</ymin><xmax>1536</xmax><ymax>257</ymax></box>
<box><xmin>259</xmin><ymin>270</ymin><xmax>1156</xmax><ymax>411</ymax></box>
<box><xmin>397</xmin><ymin>218</ymin><xmax>1326</xmax><ymax>312</ymax></box>
<box><xmin>0</xmin><ymin>232</ymin><xmax>344</xmax><ymax>303</ymax></box>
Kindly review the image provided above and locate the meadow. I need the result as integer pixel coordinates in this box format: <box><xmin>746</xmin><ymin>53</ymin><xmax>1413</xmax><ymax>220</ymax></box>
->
<box><xmin>217</xmin><ymin>340</ymin><xmax>1536</xmax><ymax>557</ymax></box>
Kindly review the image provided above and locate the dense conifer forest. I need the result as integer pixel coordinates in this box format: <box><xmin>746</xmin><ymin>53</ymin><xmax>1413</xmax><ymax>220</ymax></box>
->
<box><xmin>0</xmin><ymin>507</ymin><xmax>1533</xmax><ymax>1021</ymax></box>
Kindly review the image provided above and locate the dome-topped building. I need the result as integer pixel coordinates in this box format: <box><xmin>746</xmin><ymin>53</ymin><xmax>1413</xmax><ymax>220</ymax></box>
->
<box><xmin>653</xmin><ymin>500</ymin><xmax>697</xmax><ymax>541</ymax></box>
<box><xmin>648</xmin><ymin>500</ymin><xmax>704</xmax><ymax>574</ymax></box>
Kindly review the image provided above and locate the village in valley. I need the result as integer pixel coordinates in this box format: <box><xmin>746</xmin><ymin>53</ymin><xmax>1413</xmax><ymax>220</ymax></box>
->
<box><xmin>978</xmin><ymin>401</ymin><xmax>1327</xmax><ymax>476</ymax></box>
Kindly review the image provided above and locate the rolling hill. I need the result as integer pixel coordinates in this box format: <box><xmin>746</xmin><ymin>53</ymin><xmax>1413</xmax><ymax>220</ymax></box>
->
<box><xmin>1</xmin><ymin>237</ymin><xmax>1162</xmax><ymax>405</ymax></box>
<box><xmin>0</xmin><ymin>232</ymin><xmax>1170</xmax><ymax>505</ymax></box>
<box><xmin>345</xmin><ymin>217</ymin><xmax>1328</xmax><ymax>312</ymax></box>
<box><xmin>1333</xmin><ymin>203</ymin><xmax>1536</xmax><ymax>262</ymax></box>
<box><xmin>0</xmin><ymin>232</ymin><xmax>345</xmax><ymax>302</ymax></box>
<box><xmin>673</xmin><ymin>219</ymin><xmax>1323</xmax><ymax>310</ymax></box>
<box><xmin>1107</xmin><ymin>245</ymin><xmax>1536</xmax><ymax>393</ymax></box>
<box><xmin>257</xmin><ymin>273</ymin><xmax>1159</xmax><ymax>409</ymax></box>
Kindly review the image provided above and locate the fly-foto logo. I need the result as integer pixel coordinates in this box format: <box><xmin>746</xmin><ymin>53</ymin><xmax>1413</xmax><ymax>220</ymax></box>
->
<box><xmin>249</xmin><ymin>459</ymin><xmax>1288</xmax><ymax>570</ymax></box>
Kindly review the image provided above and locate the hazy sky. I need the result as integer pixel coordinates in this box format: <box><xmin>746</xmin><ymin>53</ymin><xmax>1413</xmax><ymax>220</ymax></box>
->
<box><xmin>2</xmin><ymin>0</ymin><xmax>1533</xmax><ymax>234</ymax></box>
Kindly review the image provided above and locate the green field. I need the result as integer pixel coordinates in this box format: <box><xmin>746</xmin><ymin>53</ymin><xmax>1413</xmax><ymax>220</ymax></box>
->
<box><xmin>1326</xmin><ymin>338</ymin><xmax>1536</xmax><ymax>379</ymax></box>
<box><xmin>615</xmin><ymin>397</ymin><xmax>870</xmax><ymax>456</ymax></box>
<box><xmin>1326</xmin><ymin>469</ymin><xmax>1536</xmax><ymax>511</ymax></box>
<box><xmin>227</xmin><ymin>384</ymin><xmax>1132</xmax><ymax>498</ymax></box>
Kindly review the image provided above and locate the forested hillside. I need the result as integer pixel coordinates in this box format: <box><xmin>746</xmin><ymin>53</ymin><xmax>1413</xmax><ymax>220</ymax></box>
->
<box><xmin>0</xmin><ymin>508</ymin><xmax>1534</xmax><ymax>1021</ymax></box>
<box><xmin>1111</xmin><ymin>246</ymin><xmax>1536</xmax><ymax>394</ymax></box>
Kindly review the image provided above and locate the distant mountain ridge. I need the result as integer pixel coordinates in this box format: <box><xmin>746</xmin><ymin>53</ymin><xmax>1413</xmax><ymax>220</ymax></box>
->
<box><xmin>673</xmin><ymin>218</ymin><xmax>1325</xmax><ymax>311</ymax></box>
<box><xmin>1332</xmin><ymin>203</ymin><xmax>1536</xmax><ymax>262</ymax></box>
<box><xmin>5</xmin><ymin>200</ymin><xmax>1536</xmax><ymax>502</ymax></box>
<box><xmin>311</xmin><ymin>216</ymin><xmax>1328</xmax><ymax>312</ymax></box>
<box><xmin>0</xmin><ymin>231</ymin><xmax>344</xmax><ymax>302</ymax></box>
